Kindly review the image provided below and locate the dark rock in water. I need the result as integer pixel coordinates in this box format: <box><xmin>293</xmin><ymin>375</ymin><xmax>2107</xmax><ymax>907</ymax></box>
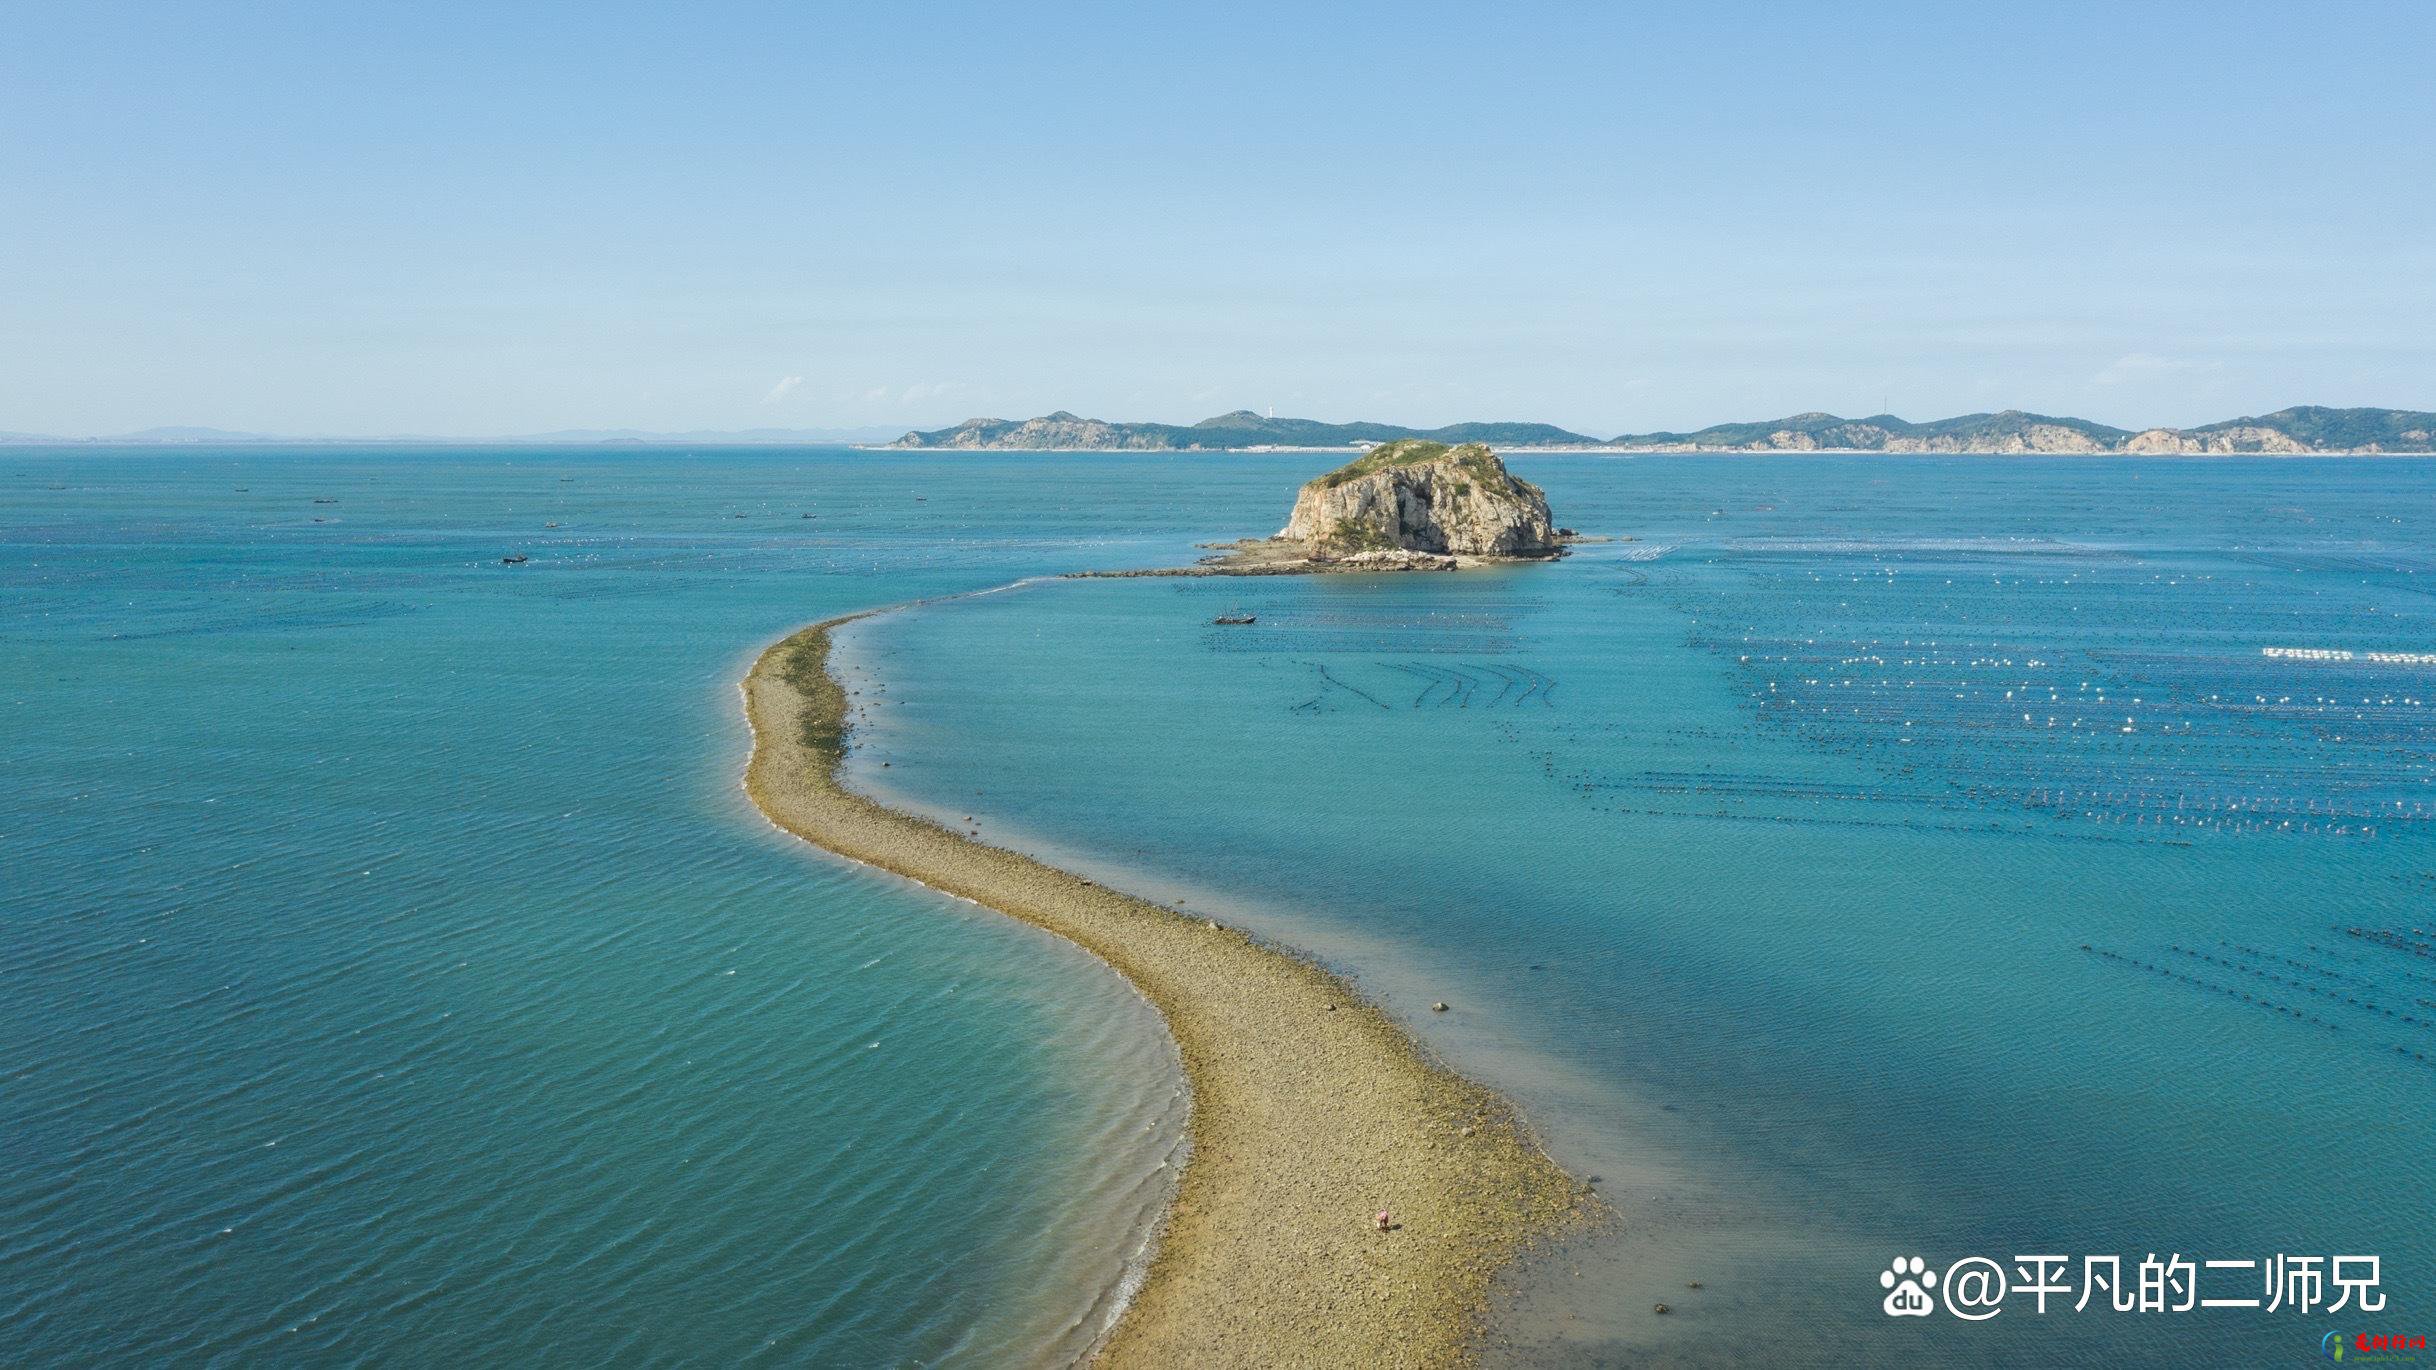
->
<box><xmin>1431</xmin><ymin>1001</ymin><xmax>1449</xmax><ymax>1012</ymax></box>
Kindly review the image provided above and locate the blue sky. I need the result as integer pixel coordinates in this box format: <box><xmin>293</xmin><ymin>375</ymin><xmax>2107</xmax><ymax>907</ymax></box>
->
<box><xmin>3</xmin><ymin>1</ymin><xmax>2431</xmax><ymax>436</ymax></box>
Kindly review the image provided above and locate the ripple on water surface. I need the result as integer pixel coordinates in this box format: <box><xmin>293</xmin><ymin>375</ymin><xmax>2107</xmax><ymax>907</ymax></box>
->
<box><xmin>1</xmin><ymin>447</ymin><xmax>1209</xmax><ymax>1368</ymax></box>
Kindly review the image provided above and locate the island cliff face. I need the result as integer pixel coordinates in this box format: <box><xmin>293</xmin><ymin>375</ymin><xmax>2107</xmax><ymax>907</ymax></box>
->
<box><xmin>2121</xmin><ymin>425</ymin><xmax>2314</xmax><ymax>454</ymax></box>
<box><xmin>1280</xmin><ymin>441</ymin><xmax>1558</xmax><ymax>557</ymax></box>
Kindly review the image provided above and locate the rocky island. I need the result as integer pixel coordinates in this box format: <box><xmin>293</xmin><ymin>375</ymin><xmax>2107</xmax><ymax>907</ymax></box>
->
<box><xmin>1091</xmin><ymin>440</ymin><xmax>1575</xmax><ymax>578</ymax></box>
<box><xmin>1281</xmin><ymin>440</ymin><xmax>1560</xmax><ymax>558</ymax></box>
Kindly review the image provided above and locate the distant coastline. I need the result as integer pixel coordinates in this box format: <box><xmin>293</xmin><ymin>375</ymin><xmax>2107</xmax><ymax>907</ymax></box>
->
<box><xmin>740</xmin><ymin>608</ymin><xmax>1590</xmax><ymax>1366</ymax></box>
<box><xmin>885</xmin><ymin>404</ymin><xmax>2436</xmax><ymax>455</ymax></box>
<box><xmin>12</xmin><ymin>403</ymin><xmax>2433</xmax><ymax>453</ymax></box>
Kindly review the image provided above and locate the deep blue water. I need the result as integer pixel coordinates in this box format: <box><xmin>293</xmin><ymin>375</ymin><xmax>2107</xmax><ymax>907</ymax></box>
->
<box><xmin>846</xmin><ymin>455</ymin><xmax>2436</xmax><ymax>1367</ymax></box>
<box><xmin>7</xmin><ymin>448</ymin><xmax>2434</xmax><ymax>1367</ymax></box>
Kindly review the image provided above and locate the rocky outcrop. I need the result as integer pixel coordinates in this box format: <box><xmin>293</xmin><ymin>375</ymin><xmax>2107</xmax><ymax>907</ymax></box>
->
<box><xmin>2123</xmin><ymin>426</ymin><xmax>2313</xmax><ymax>454</ymax></box>
<box><xmin>1881</xmin><ymin>423</ymin><xmax>2115</xmax><ymax>454</ymax></box>
<box><xmin>1279</xmin><ymin>441</ymin><xmax>1558</xmax><ymax>557</ymax></box>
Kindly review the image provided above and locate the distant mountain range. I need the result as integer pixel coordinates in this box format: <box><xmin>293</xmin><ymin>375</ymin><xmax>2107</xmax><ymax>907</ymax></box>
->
<box><xmin>892</xmin><ymin>406</ymin><xmax>2436</xmax><ymax>454</ymax></box>
<box><xmin>888</xmin><ymin>411</ymin><xmax>1600</xmax><ymax>451</ymax></box>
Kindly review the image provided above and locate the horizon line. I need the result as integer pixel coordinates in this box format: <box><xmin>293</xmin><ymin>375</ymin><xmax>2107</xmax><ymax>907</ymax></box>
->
<box><xmin>7</xmin><ymin>400</ymin><xmax>2433</xmax><ymax>448</ymax></box>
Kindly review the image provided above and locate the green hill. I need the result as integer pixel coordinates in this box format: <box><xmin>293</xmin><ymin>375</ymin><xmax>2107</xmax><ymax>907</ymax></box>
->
<box><xmin>2185</xmin><ymin>406</ymin><xmax>2436</xmax><ymax>450</ymax></box>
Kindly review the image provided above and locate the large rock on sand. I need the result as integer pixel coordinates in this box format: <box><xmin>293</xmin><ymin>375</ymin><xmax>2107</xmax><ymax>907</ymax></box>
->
<box><xmin>1279</xmin><ymin>441</ymin><xmax>1558</xmax><ymax>558</ymax></box>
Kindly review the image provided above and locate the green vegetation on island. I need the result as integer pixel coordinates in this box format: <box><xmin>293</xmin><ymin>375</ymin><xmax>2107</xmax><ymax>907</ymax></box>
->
<box><xmin>2184</xmin><ymin>405</ymin><xmax>2436</xmax><ymax>451</ymax></box>
<box><xmin>1315</xmin><ymin>438</ymin><xmax>1524</xmax><ymax>491</ymax></box>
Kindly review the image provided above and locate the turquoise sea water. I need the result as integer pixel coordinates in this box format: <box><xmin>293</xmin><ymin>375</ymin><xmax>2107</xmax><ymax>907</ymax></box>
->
<box><xmin>8</xmin><ymin>448</ymin><xmax>2435</xmax><ymax>1367</ymax></box>
<box><xmin>847</xmin><ymin>456</ymin><xmax>2436</xmax><ymax>1367</ymax></box>
<box><xmin>0</xmin><ymin>448</ymin><xmax>1223</xmax><ymax>1366</ymax></box>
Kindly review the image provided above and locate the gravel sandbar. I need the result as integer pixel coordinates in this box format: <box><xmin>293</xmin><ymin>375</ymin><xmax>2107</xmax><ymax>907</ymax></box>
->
<box><xmin>742</xmin><ymin>614</ymin><xmax>1587</xmax><ymax>1367</ymax></box>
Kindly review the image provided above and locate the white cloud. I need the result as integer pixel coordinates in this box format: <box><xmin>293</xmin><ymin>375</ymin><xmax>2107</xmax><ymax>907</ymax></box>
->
<box><xmin>761</xmin><ymin>375</ymin><xmax>805</xmax><ymax>404</ymax></box>
<box><xmin>2093</xmin><ymin>353</ymin><xmax>2221</xmax><ymax>387</ymax></box>
<box><xmin>823</xmin><ymin>381</ymin><xmax>964</xmax><ymax>413</ymax></box>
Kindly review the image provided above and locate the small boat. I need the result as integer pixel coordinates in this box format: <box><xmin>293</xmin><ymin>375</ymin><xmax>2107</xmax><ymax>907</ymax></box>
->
<box><xmin>500</xmin><ymin>554</ymin><xmax>529</xmax><ymax>565</ymax></box>
<box><xmin>312</xmin><ymin>498</ymin><xmax>337</xmax><ymax>504</ymax></box>
<box><xmin>1213</xmin><ymin>613</ymin><xmax>1256</xmax><ymax>626</ymax></box>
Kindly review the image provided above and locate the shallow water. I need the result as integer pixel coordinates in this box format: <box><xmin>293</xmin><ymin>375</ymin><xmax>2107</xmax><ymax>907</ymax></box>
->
<box><xmin>847</xmin><ymin>455</ymin><xmax>2436</xmax><ymax>1367</ymax></box>
<box><xmin>0</xmin><ymin>447</ymin><xmax>1229</xmax><ymax>1367</ymax></box>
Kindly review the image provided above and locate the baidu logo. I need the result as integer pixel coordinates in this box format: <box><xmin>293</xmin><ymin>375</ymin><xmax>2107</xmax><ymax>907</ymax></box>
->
<box><xmin>1881</xmin><ymin>1257</ymin><xmax>1937</xmax><ymax>1316</ymax></box>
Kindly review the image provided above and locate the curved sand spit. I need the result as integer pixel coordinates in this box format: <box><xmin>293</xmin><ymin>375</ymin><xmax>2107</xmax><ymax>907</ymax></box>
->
<box><xmin>741</xmin><ymin>611</ymin><xmax>1590</xmax><ymax>1367</ymax></box>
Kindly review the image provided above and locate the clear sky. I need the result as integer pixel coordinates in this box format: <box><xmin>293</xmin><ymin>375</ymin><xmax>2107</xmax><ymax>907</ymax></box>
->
<box><xmin>3</xmin><ymin>1</ymin><xmax>2431</xmax><ymax>438</ymax></box>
